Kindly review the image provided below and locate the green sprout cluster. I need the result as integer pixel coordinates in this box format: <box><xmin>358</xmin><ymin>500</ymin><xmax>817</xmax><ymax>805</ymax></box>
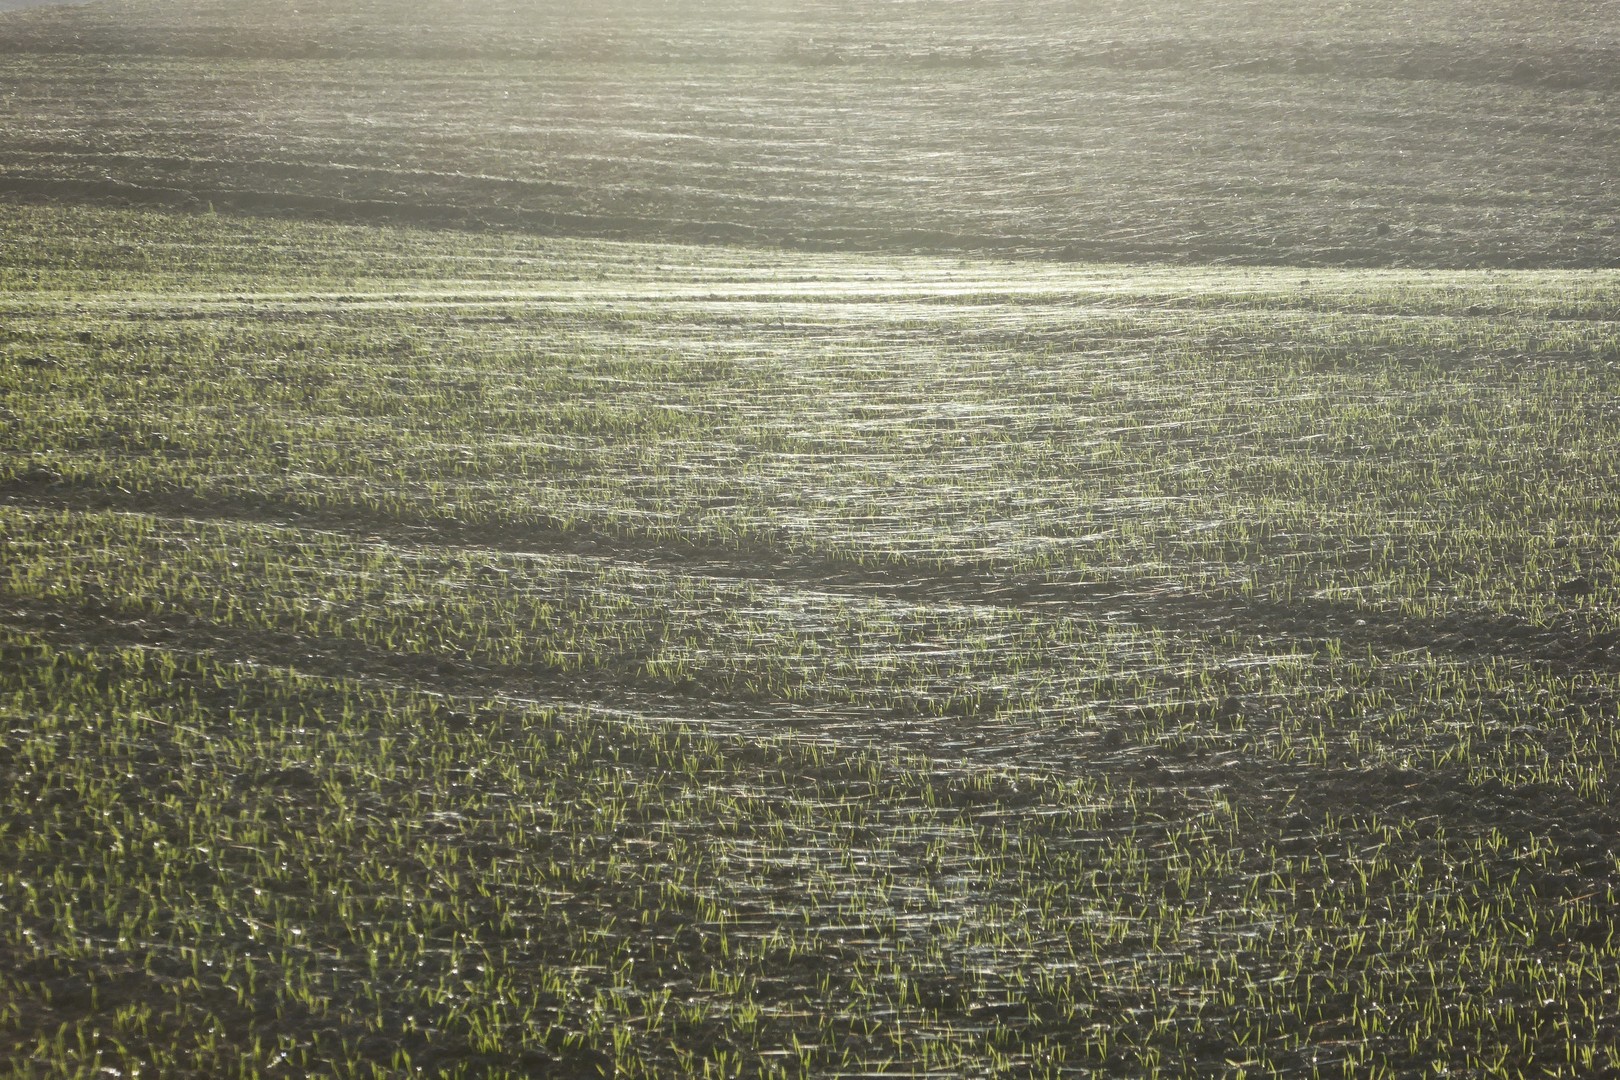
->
<box><xmin>2</xmin><ymin>204</ymin><xmax>1619</xmax><ymax>1076</ymax></box>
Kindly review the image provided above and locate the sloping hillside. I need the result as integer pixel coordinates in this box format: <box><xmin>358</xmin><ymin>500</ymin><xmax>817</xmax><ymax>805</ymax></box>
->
<box><xmin>2</xmin><ymin>0</ymin><xmax>1616</xmax><ymax>265</ymax></box>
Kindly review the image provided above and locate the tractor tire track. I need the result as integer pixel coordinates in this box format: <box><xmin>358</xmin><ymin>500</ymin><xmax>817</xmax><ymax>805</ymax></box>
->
<box><xmin>6</xmin><ymin>477</ymin><xmax>1617</xmax><ymax>680</ymax></box>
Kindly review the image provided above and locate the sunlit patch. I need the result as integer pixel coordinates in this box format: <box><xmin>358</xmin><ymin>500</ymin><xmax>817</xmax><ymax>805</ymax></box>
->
<box><xmin>3</xmin><ymin>204</ymin><xmax>1619</xmax><ymax>1075</ymax></box>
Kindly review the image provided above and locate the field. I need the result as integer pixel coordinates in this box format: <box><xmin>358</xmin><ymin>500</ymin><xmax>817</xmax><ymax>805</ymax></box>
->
<box><xmin>2</xmin><ymin>202</ymin><xmax>1620</xmax><ymax>1076</ymax></box>
<box><xmin>4</xmin><ymin>0</ymin><xmax>1620</xmax><ymax>1073</ymax></box>
<box><xmin>2</xmin><ymin>0</ymin><xmax>1618</xmax><ymax>266</ymax></box>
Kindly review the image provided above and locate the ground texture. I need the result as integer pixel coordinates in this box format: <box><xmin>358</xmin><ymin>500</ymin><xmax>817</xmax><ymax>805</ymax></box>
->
<box><xmin>2</xmin><ymin>206</ymin><xmax>1620</xmax><ymax>1075</ymax></box>
<box><xmin>4</xmin><ymin>0</ymin><xmax>1620</xmax><ymax>1075</ymax></box>
<box><xmin>0</xmin><ymin>0</ymin><xmax>1618</xmax><ymax>265</ymax></box>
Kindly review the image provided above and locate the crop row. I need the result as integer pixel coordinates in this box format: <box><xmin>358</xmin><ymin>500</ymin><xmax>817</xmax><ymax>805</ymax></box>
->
<box><xmin>4</xmin><ymin>215</ymin><xmax>1619</xmax><ymax>637</ymax></box>
<box><xmin>3</xmin><ymin>628</ymin><xmax>1618</xmax><ymax>1076</ymax></box>
<box><xmin>4</xmin><ymin>205</ymin><xmax>1620</xmax><ymax>1075</ymax></box>
<box><xmin>4</xmin><ymin>501</ymin><xmax>1619</xmax><ymax>802</ymax></box>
